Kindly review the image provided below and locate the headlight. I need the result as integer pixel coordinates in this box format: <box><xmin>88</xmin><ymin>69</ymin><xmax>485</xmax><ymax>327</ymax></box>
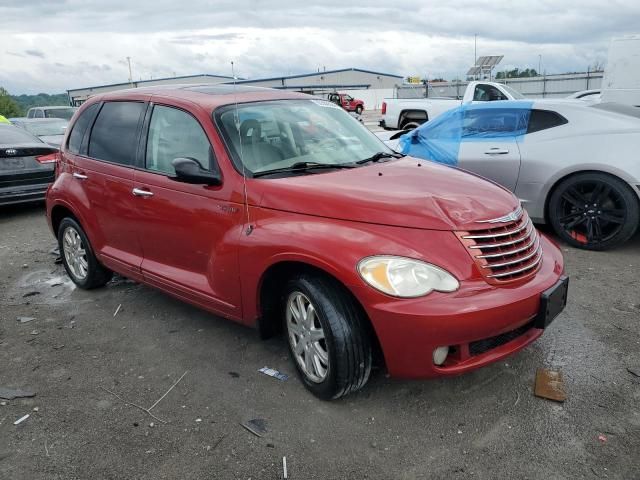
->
<box><xmin>357</xmin><ymin>256</ymin><xmax>459</xmax><ymax>298</ymax></box>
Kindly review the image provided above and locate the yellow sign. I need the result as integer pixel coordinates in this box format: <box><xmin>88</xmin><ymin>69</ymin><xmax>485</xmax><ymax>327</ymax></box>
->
<box><xmin>407</xmin><ymin>76</ymin><xmax>422</xmax><ymax>84</ymax></box>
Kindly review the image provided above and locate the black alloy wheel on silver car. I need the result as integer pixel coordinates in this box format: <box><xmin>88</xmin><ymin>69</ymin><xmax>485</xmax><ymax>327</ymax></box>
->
<box><xmin>283</xmin><ymin>273</ymin><xmax>372</xmax><ymax>400</ymax></box>
<box><xmin>58</xmin><ymin>217</ymin><xmax>113</xmax><ymax>289</ymax></box>
<box><xmin>549</xmin><ymin>172</ymin><xmax>640</xmax><ymax>250</ymax></box>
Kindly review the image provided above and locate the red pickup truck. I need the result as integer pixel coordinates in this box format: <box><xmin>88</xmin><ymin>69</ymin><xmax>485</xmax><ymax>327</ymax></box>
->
<box><xmin>328</xmin><ymin>93</ymin><xmax>364</xmax><ymax>114</ymax></box>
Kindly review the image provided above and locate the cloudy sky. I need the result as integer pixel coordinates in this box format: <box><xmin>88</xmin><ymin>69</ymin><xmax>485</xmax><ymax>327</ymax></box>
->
<box><xmin>2</xmin><ymin>0</ymin><xmax>639</xmax><ymax>94</ymax></box>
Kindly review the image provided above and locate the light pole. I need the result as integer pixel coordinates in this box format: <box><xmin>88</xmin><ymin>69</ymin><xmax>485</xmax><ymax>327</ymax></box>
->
<box><xmin>538</xmin><ymin>54</ymin><xmax>542</xmax><ymax>76</ymax></box>
<box><xmin>126</xmin><ymin>57</ymin><xmax>133</xmax><ymax>86</ymax></box>
<box><xmin>474</xmin><ymin>34</ymin><xmax>478</xmax><ymax>80</ymax></box>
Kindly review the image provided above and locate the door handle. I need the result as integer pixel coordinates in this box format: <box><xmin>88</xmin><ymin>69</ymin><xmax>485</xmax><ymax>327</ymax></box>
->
<box><xmin>484</xmin><ymin>148</ymin><xmax>510</xmax><ymax>155</ymax></box>
<box><xmin>132</xmin><ymin>188</ymin><xmax>154</xmax><ymax>197</ymax></box>
<box><xmin>73</xmin><ymin>172</ymin><xmax>88</xmax><ymax>180</ymax></box>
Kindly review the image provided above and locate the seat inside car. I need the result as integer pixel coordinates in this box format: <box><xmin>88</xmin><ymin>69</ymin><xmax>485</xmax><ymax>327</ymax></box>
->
<box><xmin>238</xmin><ymin>119</ymin><xmax>283</xmax><ymax>171</ymax></box>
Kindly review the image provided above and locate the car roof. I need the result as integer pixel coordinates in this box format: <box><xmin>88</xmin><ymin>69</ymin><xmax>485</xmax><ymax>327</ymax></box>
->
<box><xmin>29</xmin><ymin>105</ymin><xmax>76</xmax><ymax>110</ymax></box>
<box><xmin>94</xmin><ymin>84</ymin><xmax>312</xmax><ymax>110</ymax></box>
<box><xmin>13</xmin><ymin>118</ymin><xmax>68</xmax><ymax>123</ymax></box>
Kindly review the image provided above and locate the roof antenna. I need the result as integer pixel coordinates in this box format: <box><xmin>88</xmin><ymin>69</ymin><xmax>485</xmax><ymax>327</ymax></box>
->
<box><xmin>232</xmin><ymin>61</ymin><xmax>253</xmax><ymax>236</ymax></box>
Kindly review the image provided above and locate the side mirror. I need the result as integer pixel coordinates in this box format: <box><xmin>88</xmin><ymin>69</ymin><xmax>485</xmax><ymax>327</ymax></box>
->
<box><xmin>171</xmin><ymin>157</ymin><xmax>221</xmax><ymax>186</ymax></box>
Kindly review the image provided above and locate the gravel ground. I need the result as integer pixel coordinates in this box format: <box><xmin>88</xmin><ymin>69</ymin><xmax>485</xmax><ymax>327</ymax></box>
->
<box><xmin>0</xmin><ymin>201</ymin><xmax>639</xmax><ymax>480</ymax></box>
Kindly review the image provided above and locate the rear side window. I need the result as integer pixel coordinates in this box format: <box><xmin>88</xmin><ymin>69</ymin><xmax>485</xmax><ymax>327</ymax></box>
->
<box><xmin>34</xmin><ymin>110</ymin><xmax>44</xmax><ymax>118</ymax></box>
<box><xmin>67</xmin><ymin>103</ymin><xmax>99</xmax><ymax>154</ymax></box>
<box><xmin>88</xmin><ymin>101</ymin><xmax>145</xmax><ymax>165</ymax></box>
<box><xmin>527</xmin><ymin>110</ymin><xmax>568</xmax><ymax>134</ymax></box>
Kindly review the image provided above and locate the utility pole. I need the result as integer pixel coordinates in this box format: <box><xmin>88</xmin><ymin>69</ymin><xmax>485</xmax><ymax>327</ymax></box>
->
<box><xmin>126</xmin><ymin>57</ymin><xmax>133</xmax><ymax>86</ymax></box>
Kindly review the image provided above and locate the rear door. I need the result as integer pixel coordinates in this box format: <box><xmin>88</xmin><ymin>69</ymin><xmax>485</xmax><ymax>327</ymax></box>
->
<box><xmin>456</xmin><ymin>107</ymin><xmax>525</xmax><ymax>191</ymax></box>
<box><xmin>132</xmin><ymin>101</ymin><xmax>243</xmax><ymax>319</ymax></box>
<box><xmin>68</xmin><ymin>100</ymin><xmax>147</xmax><ymax>279</ymax></box>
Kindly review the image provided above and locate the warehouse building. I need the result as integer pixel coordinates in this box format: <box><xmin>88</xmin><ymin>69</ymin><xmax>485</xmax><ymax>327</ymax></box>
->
<box><xmin>67</xmin><ymin>68</ymin><xmax>403</xmax><ymax>108</ymax></box>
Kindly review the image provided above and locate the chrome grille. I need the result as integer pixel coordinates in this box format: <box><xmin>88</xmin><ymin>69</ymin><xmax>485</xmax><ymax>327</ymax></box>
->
<box><xmin>457</xmin><ymin>210</ymin><xmax>543</xmax><ymax>284</ymax></box>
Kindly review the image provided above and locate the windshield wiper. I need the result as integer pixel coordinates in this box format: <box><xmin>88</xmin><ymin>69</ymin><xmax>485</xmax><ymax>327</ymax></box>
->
<box><xmin>252</xmin><ymin>161</ymin><xmax>356</xmax><ymax>178</ymax></box>
<box><xmin>355</xmin><ymin>151</ymin><xmax>404</xmax><ymax>165</ymax></box>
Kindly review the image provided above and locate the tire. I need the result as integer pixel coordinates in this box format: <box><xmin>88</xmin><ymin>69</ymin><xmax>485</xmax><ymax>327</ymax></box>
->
<box><xmin>58</xmin><ymin>217</ymin><xmax>112</xmax><ymax>289</ymax></box>
<box><xmin>355</xmin><ymin>105</ymin><xmax>363</xmax><ymax>115</ymax></box>
<box><xmin>548</xmin><ymin>172</ymin><xmax>640</xmax><ymax>250</ymax></box>
<box><xmin>400</xmin><ymin>119</ymin><xmax>424</xmax><ymax>130</ymax></box>
<box><xmin>283</xmin><ymin>273</ymin><xmax>372</xmax><ymax>400</ymax></box>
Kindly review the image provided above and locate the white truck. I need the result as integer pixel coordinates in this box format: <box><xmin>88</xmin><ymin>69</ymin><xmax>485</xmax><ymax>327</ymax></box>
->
<box><xmin>380</xmin><ymin>81</ymin><xmax>525</xmax><ymax>130</ymax></box>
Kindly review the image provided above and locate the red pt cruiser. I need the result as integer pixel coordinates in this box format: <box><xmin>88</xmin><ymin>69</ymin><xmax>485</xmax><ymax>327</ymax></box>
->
<box><xmin>45</xmin><ymin>86</ymin><xmax>568</xmax><ymax>399</ymax></box>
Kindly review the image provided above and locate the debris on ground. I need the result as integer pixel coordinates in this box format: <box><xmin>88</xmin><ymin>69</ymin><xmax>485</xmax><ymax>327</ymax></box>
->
<box><xmin>13</xmin><ymin>414</ymin><xmax>30</xmax><ymax>425</ymax></box>
<box><xmin>598</xmin><ymin>434</ymin><xmax>608</xmax><ymax>443</ymax></box>
<box><xmin>627</xmin><ymin>367</ymin><xmax>640</xmax><ymax>378</ymax></box>
<box><xmin>283</xmin><ymin>456</ymin><xmax>288</xmax><ymax>479</ymax></box>
<box><xmin>228</xmin><ymin>371</ymin><xmax>240</xmax><ymax>378</ymax></box>
<box><xmin>49</xmin><ymin>246</ymin><xmax>59</xmax><ymax>256</ymax></box>
<box><xmin>30</xmin><ymin>330</ymin><xmax>39</xmax><ymax>336</ymax></box>
<box><xmin>241</xmin><ymin>418</ymin><xmax>268</xmax><ymax>437</ymax></box>
<box><xmin>0</xmin><ymin>387</ymin><xmax>36</xmax><ymax>400</ymax></box>
<box><xmin>22</xmin><ymin>291</ymin><xmax>40</xmax><ymax>298</ymax></box>
<box><xmin>16</xmin><ymin>316</ymin><xmax>35</xmax><ymax>323</ymax></box>
<box><xmin>534</xmin><ymin>368</ymin><xmax>567</xmax><ymax>402</ymax></box>
<box><xmin>113</xmin><ymin>304</ymin><xmax>122</xmax><ymax>317</ymax></box>
<box><xmin>258</xmin><ymin>366</ymin><xmax>288</xmax><ymax>381</ymax></box>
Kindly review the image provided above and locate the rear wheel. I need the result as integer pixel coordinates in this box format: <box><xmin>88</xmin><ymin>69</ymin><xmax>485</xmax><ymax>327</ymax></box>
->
<box><xmin>283</xmin><ymin>273</ymin><xmax>372</xmax><ymax>400</ymax></box>
<box><xmin>548</xmin><ymin>173</ymin><xmax>639</xmax><ymax>250</ymax></box>
<box><xmin>58</xmin><ymin>217</ymin><xmax>112</xmax><ymax>288</ymax></box>
<box><xmin>355</xmin><ymin>105</ymin><xmax>363</xmax><ymax>115</ymax></box>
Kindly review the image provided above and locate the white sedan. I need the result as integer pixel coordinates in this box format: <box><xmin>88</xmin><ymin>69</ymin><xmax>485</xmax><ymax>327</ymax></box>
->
<box><xmin>376</xmin><ymin>100</ymin><xmax>640</xmax><ymax>250</ymax></box>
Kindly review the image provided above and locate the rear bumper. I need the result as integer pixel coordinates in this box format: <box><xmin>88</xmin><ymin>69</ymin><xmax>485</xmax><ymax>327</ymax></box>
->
<box><xmin>354</xmin><ymin>234</ymin><xmax>565</xmax><ymax>378</ymax></box>
<box><xmin>0</xmin><ymin>182</ymin><xmax>51</xmax><ymax>206</ymax></box>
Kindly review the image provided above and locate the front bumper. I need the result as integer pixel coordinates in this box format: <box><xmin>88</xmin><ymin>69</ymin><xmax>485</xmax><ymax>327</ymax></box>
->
<box><xmin>354</xmin><ymin>234</ymin><xmax>565</xmax><ymax>378</ymax></box>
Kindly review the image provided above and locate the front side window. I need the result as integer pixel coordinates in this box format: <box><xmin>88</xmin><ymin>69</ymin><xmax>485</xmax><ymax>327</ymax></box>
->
<box><xmin>88</xmin><ymin>101</ymin><xmax>145</xmax><ymax>166</ymax></box>
<box><xmin>145</xmin><ymin>105</ymin><xmax>211</xmax><ymax>174</ymax></box>
<box><xmin>215</xmin><ymin>99</ymin><xmax>391</xmax><ymax>176</ymax></box>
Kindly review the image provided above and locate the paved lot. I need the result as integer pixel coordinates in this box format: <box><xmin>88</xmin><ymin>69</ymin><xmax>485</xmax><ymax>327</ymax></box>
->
<box><xmin>1</xmin><ymin>202</ymin><xmax>639</xmax><ymax>480</ymax></box>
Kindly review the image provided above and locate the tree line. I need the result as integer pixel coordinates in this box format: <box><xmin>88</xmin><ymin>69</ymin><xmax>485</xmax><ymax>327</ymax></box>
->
<box><xmin>0</xmin><ymin>87</ymin><xmax>69</xmax><ymax>117</ymax></box>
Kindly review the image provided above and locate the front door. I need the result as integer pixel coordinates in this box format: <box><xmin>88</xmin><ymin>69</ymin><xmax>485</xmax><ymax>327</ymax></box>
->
<box><xmin>132</xmin><ymin>103</ymin><xmax>243</xmax><ymax>319</ymax></box>
<box><xmin>456</xmin><ymin>107</ymin><xmax>524</xmax><ymax>191</ymax></box>
<box><xmin>69</xmin><ymin>100</ymin><xmax>147</xmax><ymax>280</ymax></box>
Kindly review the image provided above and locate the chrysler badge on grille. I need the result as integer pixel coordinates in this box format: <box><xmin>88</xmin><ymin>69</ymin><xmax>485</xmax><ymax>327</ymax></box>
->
<box><xmin>477</xmin><ymin>206</ymin><xmax>523</xmax><ymax>224</ymax></box>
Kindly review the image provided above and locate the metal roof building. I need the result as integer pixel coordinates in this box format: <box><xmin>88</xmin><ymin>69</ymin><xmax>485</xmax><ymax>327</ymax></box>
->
<box><xmin>67</xmin><ymin>68</ymin><xmax>403</xmax><ymax>105</ymax></box>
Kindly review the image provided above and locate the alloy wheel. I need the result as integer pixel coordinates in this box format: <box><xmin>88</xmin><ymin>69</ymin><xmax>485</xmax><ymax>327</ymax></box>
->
<box><xmin>557</xmin><ymin>179</ymin><xmax>626</xmax><ymax>246</ymax></box>
<box><xmin>286</xmin><ymin>291</ymin><xmax>329</xmax><ymax>383</ymax></box>
<box><xmin>62</xmin><ymin>226</ymin><xmax>89</xmax><ymax>280</ymax></box>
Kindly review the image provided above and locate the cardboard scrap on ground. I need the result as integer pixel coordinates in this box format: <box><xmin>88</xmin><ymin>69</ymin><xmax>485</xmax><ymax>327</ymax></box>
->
<box><xmin>534</xmin><ymin>368</ymin><xmax>566</xmax><ymax>402</ymax></box>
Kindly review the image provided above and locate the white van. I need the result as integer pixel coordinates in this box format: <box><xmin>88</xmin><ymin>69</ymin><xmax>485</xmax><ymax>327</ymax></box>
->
<box><xmin>601</xmin><ymin>35</ymin><xmax>640</xmax><ymax>107</ymax></box>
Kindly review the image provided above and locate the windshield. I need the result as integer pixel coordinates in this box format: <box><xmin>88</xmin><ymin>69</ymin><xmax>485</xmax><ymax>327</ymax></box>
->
<box><xmin>215</xmin><ymin>99</ymin><xmax>392</xmax><ymax>176</ymax></box>
<box><xmin>44</xmin><ymin>108</ymin><xmax>77</xmax><ymax>120</ymax></box>
<box><xmin>23</xmin><ymin>120</ymin><xmax>67</xmax><ymax>136</ymax></box>
<box><xmin>501</xmin><ymin>84</ymin><xmax>525</xmax><ymax>100</ymax></box>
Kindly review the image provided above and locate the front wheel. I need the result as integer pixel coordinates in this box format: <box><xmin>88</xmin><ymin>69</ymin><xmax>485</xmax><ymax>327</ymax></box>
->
<box><xmin>548</xmin><ymin>173</ymin><xmax>640</xmax><ymax>250</ymax></box>
<box><xmin>58</xmin><ymin>217</ymin><xmax>113</xmax><ymax>288</ymax></box>
<box><xmin>283</xmin><ymin>273</ymin><xmax>372</xmax><ymax>400</ymax></box>
<box><xmin>355</xmin><ymin>105</ymin><xmax>363</xmax><ymax>115</ymax></box>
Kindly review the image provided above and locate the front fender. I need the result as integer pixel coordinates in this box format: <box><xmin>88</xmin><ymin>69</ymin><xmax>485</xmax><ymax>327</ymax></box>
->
<box><xmin>238</xmin><ymin>207</ymin><xmax>476</xmax><ymax>325</ymax></box>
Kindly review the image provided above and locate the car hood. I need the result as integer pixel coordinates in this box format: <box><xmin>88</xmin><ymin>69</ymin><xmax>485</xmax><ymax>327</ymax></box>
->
<box><xmin>254</xmin><ymin>157</ymin><xmax>520</xmax><ymax>231</ymax></box>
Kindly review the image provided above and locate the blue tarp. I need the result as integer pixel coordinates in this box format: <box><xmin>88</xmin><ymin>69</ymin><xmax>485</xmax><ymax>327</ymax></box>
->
<box><xmin>398</xmin><ymin>101</ymin><xmax>534</xmax><ymax>166</ymax></box>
